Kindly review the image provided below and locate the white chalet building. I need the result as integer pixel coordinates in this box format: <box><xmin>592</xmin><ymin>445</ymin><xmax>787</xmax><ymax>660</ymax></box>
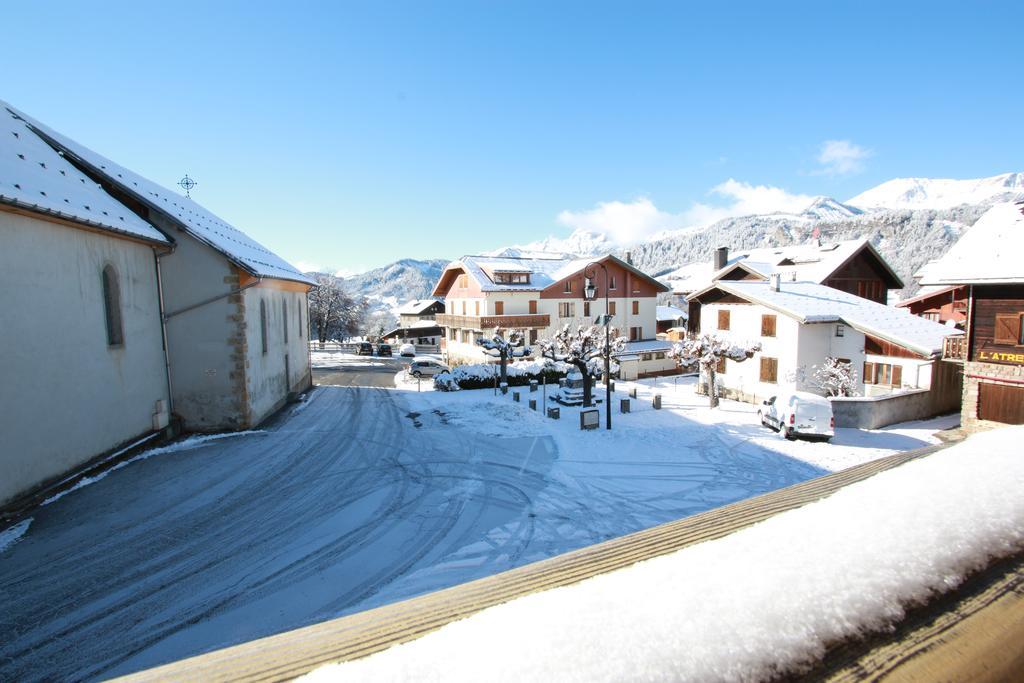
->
<box><xmin>687</xmin><ymin>276</ymin><xmax>962</xmax><ymax>408</ymax></box>
<box><xmin>433</xmin><ymin>254</ymin><xmax>675</xmax><ymax>379</ymax></box>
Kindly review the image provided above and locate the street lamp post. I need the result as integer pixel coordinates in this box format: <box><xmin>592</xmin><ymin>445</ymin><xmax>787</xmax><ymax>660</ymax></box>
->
<box><xmin>583</xmin><ymin>262</ymin><xmax>611</xmax><ymax>430</ymax></box>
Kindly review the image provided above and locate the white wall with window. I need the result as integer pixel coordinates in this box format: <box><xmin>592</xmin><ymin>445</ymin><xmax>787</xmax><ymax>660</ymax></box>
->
<box><xmin>0</xmin><ymin>210</ymin><xmax>170</xmax><ymax>506</ymax></box>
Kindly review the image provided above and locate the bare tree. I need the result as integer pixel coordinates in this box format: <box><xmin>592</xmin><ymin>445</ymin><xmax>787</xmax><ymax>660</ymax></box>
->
<box><xmin>477</xmin><ymin>328</ymin><xmax>531</xmax><ymax>385</ymax></box>
<box><xmin>308</xmin><ymin>274</ymin><xmax>367</xmax><ymax>343</ymax></box>
<box><xmin>539</xmin><ymin>324</ymin><xmax>627</xmax><ymax>407</ymax></box>
<box><xmin>670</xmin><ymin>334</ymin><xmax>761</xmax><ymax>408</ymax></box>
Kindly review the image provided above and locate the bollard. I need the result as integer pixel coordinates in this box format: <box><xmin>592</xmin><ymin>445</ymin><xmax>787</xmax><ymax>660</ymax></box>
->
<box><xmin>513</xmin><ymin>391</ymin><xmax>520</xmax><ymax>402</ymax></box>
<box><xmin>653</xmin><ymin>394</ymin><xmax>662</xmax><ymax>410</ymax></box>
<box><xmin>620</xmin><ymin>398</ymin><xmax>630</xmax><ymax>413</ymax></box>
<box><xmin>547</xmin><ymin>407</ymin><xmax>560</xmax><ymax>420</ymax></box>
<box><xmin>529</xmin><ymin>399</ymin><xmax>537</xmax><ymax>411</ymax></box>
<box><xmin>629</xmin><ymin>387</ymin><xmax>637</xmax><ymax>399</ymax></box>
<box><xmin>500</xmin><ymin>382</ymin><xmax>509</xmax><ymax>395</ymax></box>
<box><xmin>530</xmin><ymin>380</ymin><xmax>538</xmax><ymax>393</ymax></box>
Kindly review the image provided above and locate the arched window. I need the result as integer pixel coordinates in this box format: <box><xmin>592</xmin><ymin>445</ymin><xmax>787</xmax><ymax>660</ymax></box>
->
<box><xmin>101</xmin><ymin>265</ymin><xmax>123</xmax><ymax>346</ymax></box>
<box><xmin>260</xmin><ymin>300</ymin><xmax>268</xmax><ymax>354</ymax></box>
<box><xmin>283</xmin><ymin>300</ymin><xmax>289</xmax><ymax>343</ymax></box>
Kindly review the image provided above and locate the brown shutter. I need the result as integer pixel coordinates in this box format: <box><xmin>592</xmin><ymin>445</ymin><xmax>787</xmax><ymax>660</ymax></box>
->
<box><xmin>529</xmin><ymin>300</ymin><xmax>537</xmax><ymax>314</ymax></box>
<box><xmin>718</xmin><ymin>309</ymin><xmax>730</xmax><ymax>330</ymax></box>
<box><xmin>994</xmin><ymin>314</ymin><xmax>1021</xmax><ymax>345</ymax></box>
<box><xmin>759</xmin><ymin>357</ymin><xmax>777</xmax><ymax>383</ymax></box>
<box><xmin>494</xmin><ymin>301</ymin><xmax>504</xmax><ymax>315</ymax></box>
<box><xmin>717</xmin><ymin>356</ymin><xmax>727</xmax><ymax>374</ymax></box>
<box><xmin>863</xmin><ymin>362</ymin><xmax>875</xmax><ymax>384</ymax></box>
<box><xmin>632</xmin><ymin>301</ymin><xmax>639</xmax><ymax>315</ymax></box>
<box><xmin>761</xmin><ymin>314</ymin><xmax>776</xmax><ymax>337</ymax></box>
<box><xmin>584</xmin><ymin>302</ymin><xmax>590</xmax><ymax>317</ymax></box>
<box><xmin>609</xmin><ymin>302</ymin><xmax>616</xmax><ymax>316</ymax></box>
<box><xmin>892</xmin><ymin>365</ymin><xmax>903</xmax><ymax>387</ymax></box>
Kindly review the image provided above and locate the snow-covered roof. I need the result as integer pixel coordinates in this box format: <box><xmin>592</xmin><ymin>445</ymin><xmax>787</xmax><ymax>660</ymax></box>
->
<box><xmin>436</xmin><ymin>253</ymin><xmax>670</xmax><ymax>296</ymax></box>
<box><xmin>460</xmin><ymin>254</ymin><xmax>592</xmax><ymax>291</ymax></box>
<box><xmin>919</xmin><ymin>202</ymin><xmax>1024</xmax><ymax>285</ymax></box>
<box><xmin>397</xmin><ymin>299</ymin><xmax>442</xmax><ymax>315</ymax></box>
<box><xmin>656</xmin><ymin>305</ymin><xmax>687</xmax><ymax>322</ymax></box>
<box><xmin>4</xmin><ymin>101</ymin><xmax>314</xmax><ymax>285</ymax></box>
<box><xmin>613</xmin><ymin>340</ymin><xmax>673</xmax><ymax>356</ymax></box>
<box><xmin>693</xmin><ymin>280</ymin><xmax>957</xmax><ymax>358</ymax></box>
<box><xmin>0</xmin><ymin>105</ymin><xmax>167</xmax><ymax>244</ymax></box>
<box><xmin>661</xmin><ymin>239</ymin><xmax>894</xmax><ymax>294</ymax></box>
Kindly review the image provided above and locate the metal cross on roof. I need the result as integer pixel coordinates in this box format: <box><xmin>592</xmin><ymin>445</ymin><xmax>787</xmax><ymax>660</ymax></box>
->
<box><xmin>178</xmin><ymin>174</ymin><xmax>198</xmax><ymax>198</ymax></box>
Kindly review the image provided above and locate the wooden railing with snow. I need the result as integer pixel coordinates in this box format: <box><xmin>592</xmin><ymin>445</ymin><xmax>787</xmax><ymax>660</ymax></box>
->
<box><xmin>113</xmin><ymin>442</ymin><xmax>1024</xmax><ymax>682</ymax></box>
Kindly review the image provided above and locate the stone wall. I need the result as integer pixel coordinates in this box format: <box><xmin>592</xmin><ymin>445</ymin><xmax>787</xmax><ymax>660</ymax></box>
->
<box><xmin>961</xmin><ymin>360</ymin><xmax>1024</xmax><ymax>433</ymax></box>
<box><xmin>831</xmin><ymin>361</ymin><xmax>962</xmax><ymax>430</ymax></box>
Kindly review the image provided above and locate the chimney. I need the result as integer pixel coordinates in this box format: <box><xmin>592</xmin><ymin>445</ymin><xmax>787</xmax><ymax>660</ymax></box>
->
<box><xmin>625</xmin><ymin>251</ymin><xmax>633</xmax><ymax>266</ymax></box>
<box><xmin>714</xmin><ymin>246</ymin><xmax>728</xmax><ymax>271</ymax></box>
<box><xmin>770</xmin><ymin>273</ymin><xmax>781</xmax><ymax>291</ymax></box>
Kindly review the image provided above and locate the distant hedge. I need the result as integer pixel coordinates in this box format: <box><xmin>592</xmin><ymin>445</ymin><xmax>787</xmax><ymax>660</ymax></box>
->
<box><xmin>434</xmin><ymin>360</ymin><xmax>572</xmax><ymax>391</ymax></box>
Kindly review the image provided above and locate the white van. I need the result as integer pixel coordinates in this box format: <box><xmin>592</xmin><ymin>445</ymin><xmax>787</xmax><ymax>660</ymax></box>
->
<box><xmin>758</xmin><ymin>391</ymin><xmax>834</xmax><ymax>441</ymax></box>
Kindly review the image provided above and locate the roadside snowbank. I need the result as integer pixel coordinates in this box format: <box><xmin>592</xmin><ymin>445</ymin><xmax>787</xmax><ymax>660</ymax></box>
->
<box><xmin>0</xmin><ymin>518</ymin><xmax>32</xmax><ymax>555</ymax></box>
<box><xmin>305</xmin><ymin>425</ymin><xmax>1024</xmax><ymax>683</ymax></box>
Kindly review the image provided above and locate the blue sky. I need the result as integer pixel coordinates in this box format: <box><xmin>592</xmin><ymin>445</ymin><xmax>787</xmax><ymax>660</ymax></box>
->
<box><xmin>5</xmin><ymin>1</ymin><xmax>1021</xmax><ymax>273</ymax></box>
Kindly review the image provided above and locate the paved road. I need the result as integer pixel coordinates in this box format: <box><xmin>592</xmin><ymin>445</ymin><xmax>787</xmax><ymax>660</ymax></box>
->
<box><xmin>0</xmin><ymin>386</ymin><xmax>559</xmax><ymax>681</ymax></box>
<box><xmin>312</xmin><ymin>355</ymin><xmax>407</xmax><ymax>387</ymax></box>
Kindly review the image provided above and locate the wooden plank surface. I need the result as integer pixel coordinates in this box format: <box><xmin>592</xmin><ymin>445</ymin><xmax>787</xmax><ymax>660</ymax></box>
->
<box><xmin>116</xmin><ymin>445</ymin><xmax>949</xmax><ymax>683</ymax></box>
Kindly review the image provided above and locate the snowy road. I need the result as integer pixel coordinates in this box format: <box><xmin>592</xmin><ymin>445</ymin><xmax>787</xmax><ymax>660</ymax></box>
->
<box><xmin>0</xmin><ymin>384</ymin><xmax>823</xmax><ymax>681</ymax></box>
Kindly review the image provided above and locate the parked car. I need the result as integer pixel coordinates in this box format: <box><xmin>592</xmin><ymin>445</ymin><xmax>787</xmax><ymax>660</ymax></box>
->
<box><xmin>399</xmin><ymin>343</ymin><xmax>416</xmax><ymax>358</ymax></box>
<box><xmin>408</xmin><ymin>360</ymin><xmax>450</xmax><ymax>378</ymax></box>
<box><xmin>758</xmin><ymin>391</ymin><xmax>834</xmax><ymax>441</ymax></box>
<box><xmin>377</xmin><ymin>343</ymin><xmax>392</xmax><ymax>357</ymax></box>
<box><xmin>357</xmin><ymin>342</ymin><xmax>374</xmax><ymax>356</ymax></box>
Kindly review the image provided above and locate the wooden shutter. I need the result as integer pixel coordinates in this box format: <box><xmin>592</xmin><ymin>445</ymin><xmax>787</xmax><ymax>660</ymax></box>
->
<box><xmin>863</xmin><ymin>362</ymin><xmax>875</xmax><ymax>384</ymax></box>
<box><xmin>584</xmin><ymin>302</ymin><xmax>591</xmax><ymax>318</ymax></box>
<box><xmin>632</xmin><ymin>301</ymin><xmax>639</xmax><ymax>315</ymax></box>
<box><xmin>716</xmin><ymin>356</ymin><xmax>727</xmax><ymax>374</ymax></box>
<box><xmin>494</xmin><ymin>301</ymin><xmax>504</xmax><ymax>315</ymax></box>
<box><xmin>892</xmin><ymin>365</ymin><xmax>902</xmax><ymax>387</ymax></box>
<box><xmin>994</xmin><ymin>314</ymin><xmax>1022</xmax><ymax>345</ymax></box>
<box><xmin>529</xmin><ymin>300</ymin><xmax>537</xmax><ymax>314</ymax></box>
<box><xmin>759</xmin><ymin>357</ymin><xmax>777</xmax><ymax>383</ymax></box>
<box><xmin>609</xmin><ymin>302</ymin><xmax>616</xmax><ymax>316</ymax></box>
<box><xmin>760</xmin><ymin>314</ymin><xmax>776</xmax><ymax>337</ymax></box>
<box><xmin>718</xmin><ymin>309</ymin><xmax>730</xmax><ymax>331</ymax></box>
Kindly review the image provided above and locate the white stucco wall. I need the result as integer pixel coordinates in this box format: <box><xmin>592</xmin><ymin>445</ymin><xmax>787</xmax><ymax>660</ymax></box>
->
<box><xmin>698</xmin><ymin>302</ymin><xmax>867</xmax><ymax>403</ymax></box>
<box><xmin>244</xmin><ymin>285</ymin><xmax>312</xmax><ymax>425</ymax></box>
<box><xmin>155</xmin><ymin>222</ymin><xmax>245</xmax><ymax>431</ymax></box>
<box><xmin>0</xmin><ymin>210</ymin><xmax>169</xmax><ymax>505</ymax></box>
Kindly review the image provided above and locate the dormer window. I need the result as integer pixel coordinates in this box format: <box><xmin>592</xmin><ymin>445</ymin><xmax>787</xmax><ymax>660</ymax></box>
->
<box><xmin>495</xmin><ymin>272</ymin><xmax>530</xmax><ymax>285</ymax></box>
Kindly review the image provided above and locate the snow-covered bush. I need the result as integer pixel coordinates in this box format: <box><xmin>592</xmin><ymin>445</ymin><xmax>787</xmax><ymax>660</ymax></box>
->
<box><xmin>434</xmin><ymin>359</ymin><xmax>572</xmax><ymax>392</ymax></box>
<box><xmin>812</xmin><ymin>357</ymin><xmax>859</xmax><ymax>397</ymax></box>
<box><xmin>476</xmin><ymin>328</ymin><xmax>531</xmax><ymax>384</ymax></box>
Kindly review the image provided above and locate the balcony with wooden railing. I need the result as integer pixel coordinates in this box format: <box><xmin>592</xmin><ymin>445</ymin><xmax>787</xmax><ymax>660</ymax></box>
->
<box><xmin>436</xmin><ymin>313</ymin><xmax>551</xmax><ymax>330</ymax></box>
<box><xmin>942</xmin><ymin>334</ymin><xmax>967</xmax><ymax>362</ymax></box>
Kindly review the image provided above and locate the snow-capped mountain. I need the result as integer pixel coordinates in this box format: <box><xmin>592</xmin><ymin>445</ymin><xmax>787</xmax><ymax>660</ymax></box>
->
<box><xmin>847</xmin><ymin>172</ymin><xmax>1024</xmax><ymax>210</ymax></box>
<box><xmin>801</xmin><ymin>196</ymin><xmax>864</xmax><ymax>222</ymax></box>
<box><xmin>487</xmin><ymin>229</ymin><xmax>617</xmax><ymax>259</ymax></box>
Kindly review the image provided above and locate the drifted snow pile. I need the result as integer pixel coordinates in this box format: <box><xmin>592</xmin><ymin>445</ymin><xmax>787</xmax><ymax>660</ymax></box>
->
<box><xmin>304</xmin><ymin>426</ymin><xmax>1024</xmax><ymax>683</ymax></box>
<box><xmin>434</xmin><ymin>359</ymin><xmax>573</xmax><ymax>391</ymax></box>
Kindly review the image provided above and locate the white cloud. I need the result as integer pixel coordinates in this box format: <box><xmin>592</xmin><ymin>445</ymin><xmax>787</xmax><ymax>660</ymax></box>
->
<box><xmin>816</xmin><ymin>139</ymin><xmax>872</xmax><ymax>176</ymax></box>
<box><xmin>553</xmin><ymin>180</ymin><xmax>817</xmax><ymax>247</ymax></box>
<box><xmin>556</xmin><ymin>198</ymin><xmax>681</xmax><ymax>243</ymax></box>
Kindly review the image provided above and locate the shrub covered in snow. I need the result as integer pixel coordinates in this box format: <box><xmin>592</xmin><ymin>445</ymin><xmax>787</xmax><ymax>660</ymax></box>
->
<box><xmin>434</xmin><ymin>359</ymin><xmax>572</xmax><ymax>391</ymax></box>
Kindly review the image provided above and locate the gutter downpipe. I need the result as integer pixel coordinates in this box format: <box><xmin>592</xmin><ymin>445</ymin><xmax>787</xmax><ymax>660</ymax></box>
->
<box><xmin>154</xmin><ymin>250</ymin><xmax>175</xmax><ymax>415</ymax></box>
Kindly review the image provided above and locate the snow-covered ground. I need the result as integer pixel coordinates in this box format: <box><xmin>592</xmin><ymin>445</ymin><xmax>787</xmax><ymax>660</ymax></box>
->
<box><xmin>399</xmin><ymin>374</ymin><xmax>956</xmax><ymax>474</ymax></box>
<box><xmin>307</xmin><ymin>425</ymin><xmax>1024</xmax><ymax>683</ymax></box>
<box><xmin>0</xmin><ymin>376</ymin><xmax>955</xmax><ymax>680</ymax></box>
